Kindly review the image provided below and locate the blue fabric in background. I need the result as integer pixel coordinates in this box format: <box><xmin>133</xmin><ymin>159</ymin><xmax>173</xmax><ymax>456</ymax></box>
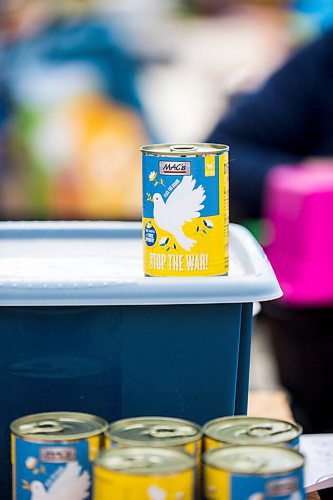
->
<box><xmin>0</xmin><ymin>16</ymin><xmax>158</xmax><ymax>185</ymax></box>
<box><xmin>0</xmin><ymin>17</ymin><xmax>150</xmax><ymax>154</ymax></box>
<box><xmin>0</xmin><ymin>17</ymin><xmax>142</xmax><ymax>110</ymax></box>
<box><xmin>208</xmin><ymin>28</ymin><xmax>333</xmax><ymax>220</ymax></box>
<box><xmin>293</xmin><ymin>0</ymin><xmax>333</xmax><ymax>31</ymax></box>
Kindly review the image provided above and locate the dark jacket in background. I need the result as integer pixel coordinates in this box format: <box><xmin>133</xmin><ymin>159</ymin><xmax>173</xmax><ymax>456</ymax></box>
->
<box><xmin>208</xmin><ymin>28</ymin><xmax>333</xmax><ymax>220</ymax></box>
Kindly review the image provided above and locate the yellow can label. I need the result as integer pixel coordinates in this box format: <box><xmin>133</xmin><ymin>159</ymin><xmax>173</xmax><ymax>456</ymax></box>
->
<box><xmin>204</xmin><ymin>464</ymin><xmax>230</xmax><ymax>499</ymax></box>
<box><xmin>89</xmin><ymin>434</ymin><xmax>104</xmax><ymax>462</ymax></box>
<box><xmin>204</xmin><ymin>437</ymin><xmax>227</xmax><ymax>452</ymax></box>
<box><xmin>142</xmin><ymin>152</ymin><xmax>229</xmax><ymax>276</ymax></box>
<box><xmin>103</xmin><ymin>437</ymin><xmax>201</xmax><ymax>497</ymax></box>
<box><xmin>94</xmin><ymin>465</ymin><xmax>194</xmax><ymax>499</ymax></box>
<box><xmin>105</xmin><ymin>436</ymin><xmax>112</xmax><ymax>449</ymax></box>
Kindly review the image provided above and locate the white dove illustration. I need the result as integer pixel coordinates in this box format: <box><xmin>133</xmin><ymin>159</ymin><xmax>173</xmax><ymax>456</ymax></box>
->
<box><xmin>30</xmin><ymin>462</ymin><xmax>90</xmax><ymax>500</ymax></box>
<box><xmin>289</xmin><ymin>493</ymin><xmax>302</xmax><ymax>500</ymax></box>
<box><xmin>148</xmin><ymin>484</ymin><xmax>167</xmax><ymax>500</ymax></box>
<box><xmin>153</xmin><ymin>175</ymin><xmax>206</xmax><ymax>251</ymax></box>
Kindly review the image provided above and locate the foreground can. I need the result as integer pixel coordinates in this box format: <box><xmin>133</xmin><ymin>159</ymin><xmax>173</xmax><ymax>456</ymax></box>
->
<box><xmin>94</xmin><ymin>447</ymin><xmax>195</xmax><ymax>499</ymax></box>
<box><xmin>141</xmin><ymin>143</ymin><xmax>229</xmax><ymax>277</ymax></box>
<box><xmin>203</xmin><ymin>416</ymin><xmax>302</xmax><ymax>451</ymax></box>
<box><xmin>105</xmin><ymin>416</ymin><xmax>202</xmax><ymax>496</ymax></box>
<box><xmin>11</xmin><ymin>411</ymin><xmax>108</xmax><ymax>500</ymax></box>
<box><xmin>204</xmin><ymin>445</ymin><xmax>305</xmax><ymax>499</ymax></box>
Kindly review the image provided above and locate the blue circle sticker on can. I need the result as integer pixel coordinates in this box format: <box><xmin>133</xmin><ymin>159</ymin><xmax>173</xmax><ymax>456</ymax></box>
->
<box><xmin>145</xmin><ymin>222</ymin><xmax>157</xmax><ymax>246</ymax></box>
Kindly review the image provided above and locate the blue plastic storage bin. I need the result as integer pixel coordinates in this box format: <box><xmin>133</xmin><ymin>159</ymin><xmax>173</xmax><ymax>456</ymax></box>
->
<box><xmin>0</xmin><ymin>221</ymin><xmax>281</xmax><ymax>497</ymax></box>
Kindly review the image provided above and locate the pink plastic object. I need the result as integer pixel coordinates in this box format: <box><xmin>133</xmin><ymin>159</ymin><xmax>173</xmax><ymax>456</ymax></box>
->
<box><xmin>263</xmin><ymin>164</ymin><xmax>333</xmax><ymax>306</ymax></box>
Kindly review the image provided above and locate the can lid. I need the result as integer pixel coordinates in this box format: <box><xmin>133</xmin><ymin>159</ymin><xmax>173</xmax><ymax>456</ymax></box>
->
<box><xmin>204</xmin><ymin>445</ymin><xmax>304</xmax><ymax>474</ymax></box>
<box><xmin>140</xmin><ymin>143</ymin><xmax>229</xmax><ymax>156</ymax></box>
<box><xmin>106</xmin><ymin>416</ymin><xmax>202</xmax><ymax>446</ymax></box>
<box><xmin>95</xmin><ymin>447</ymin><xmax>195</xmax><ymax>475</ymax></box>
<box><xmin>11</xmin><ymin>412</ymin><xmax>108</xmax><ymax>441</ymax></box>
<box><xmin>203</xmin><ymin>416</ymin><xmax>302</xmax><ymax>445</ymax></box>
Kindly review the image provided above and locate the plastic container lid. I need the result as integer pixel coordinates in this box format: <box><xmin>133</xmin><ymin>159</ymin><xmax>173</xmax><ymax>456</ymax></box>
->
<box><xmin>0</xmin><ymin>222</ymin><xmax>281</xmax><ymax>306</ymax></box>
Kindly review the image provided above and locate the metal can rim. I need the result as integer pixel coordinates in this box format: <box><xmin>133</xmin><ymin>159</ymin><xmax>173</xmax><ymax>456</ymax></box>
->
<box><xmin>203</xmin><ymin>445</ymin><xmax>305</xmax><ymax>475</ymax></box>
<box><xmin>95</xmin><ymin>446</ymin><xmax>195</xmax><ymax>475</ymax></box>
<box><xmin>105</xmin><ymin>416</ymin><xmax>202</xmax><ymax>447</ymax></box>
<box><xmin>11</xmin><ymin>411</ymin><xmax>109</xmax><ymax>441</ymax></box>
<box><xmin>202</xmin><ymin>416</ymin><xmax>303</xmax><ymax>445</ymax></box>
<box><xmin>140</xmin><ymin>143</ymin><xmax>229</xmax><ymax>156</ymax></box>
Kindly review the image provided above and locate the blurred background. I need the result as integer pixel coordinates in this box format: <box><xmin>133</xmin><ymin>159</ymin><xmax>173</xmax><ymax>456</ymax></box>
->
<box><xmin>1</xmin><ymin>0</ymin><xmax>333</xmax><ymax>433</ymax></box>
<box><xmin>0</xmin><ymin>0</ymin><xmax>329</xmax><ymax>221</ymax></box>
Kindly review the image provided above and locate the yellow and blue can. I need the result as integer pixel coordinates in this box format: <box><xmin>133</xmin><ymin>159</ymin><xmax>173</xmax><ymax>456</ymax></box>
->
<box><xmin>11</xmin><ymin>411</ymin><xmax>108</xmax><ymax>500</ymax></box>
<box><xmin>104</xmin><ymin>416</ymin><xmax>202</xmax><ymax>456</ymax></box>
<box><xmin>141</xmin><ymin>143</ymin><xmax>229</xmax><ymax>277</ymax></box>
<box><xmin>203</xmin><ymin>416</ymin><xmax>302</xmax><ymax>451</ymax></box>
<box><xmin>104</xmin><ymin>416</ymin><xmax>202</xmax><ymax>496</ymax></box>
<box><xmin>204</xmin><ymin>445</ymin><xmax>305</xmax><ymax>499</ymax></box>
<box><xmin>93</xmin><ymin>447</ymin><xmax>196</xmax><ymax>499</ymax></box>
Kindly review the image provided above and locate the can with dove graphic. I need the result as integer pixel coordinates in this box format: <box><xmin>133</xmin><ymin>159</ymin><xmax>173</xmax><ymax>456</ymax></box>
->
<box><xmin>203</xmin><ymin>416</ymin><xmax>302</xmax><ymax>452</ymax></box>
<box><xmin>11</xmin><ymin>411</ymin><xmax>108</xmax><ymax>500</ymax></box>
<box><xmin>203</xmin><ymin>445</ymin><xmax>305</xmax><ymax>500</ymax></box>
<box><xmin>104</xmin><ymin>416</ymin><xmax>202</xmax><ymax>456</ymax></box>
<box><xmin>141</xmin><ymin>143</ymin><xmax>229</xmax><ymax>277</ymax></box>
<box><xmin>93</xmin><ymin>447</ymin><xmax>195</xmax><ymax>499</ymax></box>
<box><xmin>104</xmin><ymin>416</ymin><xmax>202</xmax><ymax>496</ymax></box>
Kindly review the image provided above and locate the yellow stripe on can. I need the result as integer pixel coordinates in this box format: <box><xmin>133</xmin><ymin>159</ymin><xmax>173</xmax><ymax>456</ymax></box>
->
<box><xmin>204</xmin><ymin>464</ymin><xmax>230</xmax><ymax>499</ymax></box>
<box><xmin>94</xmin><ymin>447</ymin><xmax>195</xmax><ymax>499</ymax></box>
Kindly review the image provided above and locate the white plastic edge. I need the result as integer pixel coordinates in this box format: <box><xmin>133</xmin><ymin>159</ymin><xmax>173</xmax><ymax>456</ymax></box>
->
<box><xmin>0</xmin><ymin>221</ymin><xmax>282</xmax><ymax>306</ymax></box>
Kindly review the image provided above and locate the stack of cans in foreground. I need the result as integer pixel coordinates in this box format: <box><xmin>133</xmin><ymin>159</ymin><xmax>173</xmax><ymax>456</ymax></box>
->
<box><xmin>11</xmin><ymin>413</ymin><xmax>304</xmax><ymax>499</ymax></box>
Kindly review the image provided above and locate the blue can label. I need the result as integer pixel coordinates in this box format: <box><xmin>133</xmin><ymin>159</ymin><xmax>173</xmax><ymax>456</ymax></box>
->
<box><xmin>12</xmin><ymin>435</ymin><xmax>92</xmax><ymax>499</ymax></box>
<box><xmin>232</xmin><ymin>470</ymin><xmax>305</xmax><ymax>499</ymax></box>
<box><xmin>289</xmin><ymin>437</ymin><xmax>300</xmax><ymax>449</ymax></box>
<box><xmin>205</xmin><ymin>466</ymin><xmax>305</xmax><ymax>499</ymax></box>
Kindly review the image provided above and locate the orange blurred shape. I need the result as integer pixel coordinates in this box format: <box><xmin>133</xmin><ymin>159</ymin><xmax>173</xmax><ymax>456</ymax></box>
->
<box><xmin>51</xmin><ymin>93</ymin><xmax>148</xmax><ymax>220</ymax></box>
